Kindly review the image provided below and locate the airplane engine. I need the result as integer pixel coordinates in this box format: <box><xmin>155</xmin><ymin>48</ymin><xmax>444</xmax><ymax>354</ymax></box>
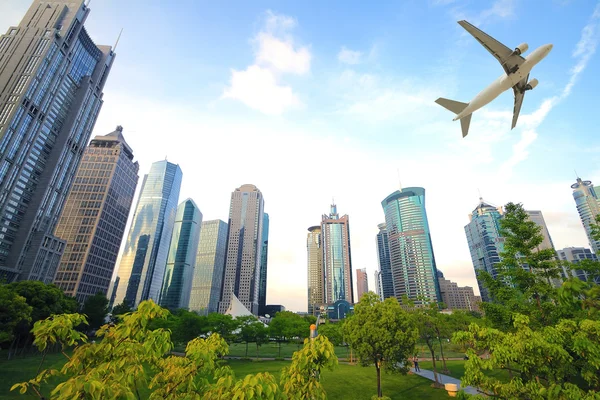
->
<box><xmin>514</xmin><ymin>43</ymin><xmax>529</xmax><ymax>55</ymax></box>
<box><xmin>525</xmin><ymin>78</ymin><xmax>538</xmax><ymax>90</ymax></box>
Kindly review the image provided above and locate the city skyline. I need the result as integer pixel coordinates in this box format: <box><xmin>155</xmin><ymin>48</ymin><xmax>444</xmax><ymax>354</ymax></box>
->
<box><xmin>2</xmin><ymin>1</ymin><xmax>600</xmax><ymax>311</ymax></box>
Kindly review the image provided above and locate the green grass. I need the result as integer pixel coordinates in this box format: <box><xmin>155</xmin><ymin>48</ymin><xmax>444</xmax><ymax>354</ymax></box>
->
<box><xmin>226</xmin><ymin>342</ymin><xmax>352</xmax><ymax>359</ymax></box>
<box><xmin>0</xmin><ymin>351</ymin><xmax>67</xmax><ymax>399</ymax></box>
<box><xmin>420</xmin><ymin>360</ymin><xmax>511</xmax><ymax>383</ymax></box>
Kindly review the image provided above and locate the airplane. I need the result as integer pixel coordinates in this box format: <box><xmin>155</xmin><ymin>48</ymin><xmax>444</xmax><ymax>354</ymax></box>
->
<box><xmin>435</xmin><ymin>20</ymin><xmax>553</xmax><ymax>138</ymax></box>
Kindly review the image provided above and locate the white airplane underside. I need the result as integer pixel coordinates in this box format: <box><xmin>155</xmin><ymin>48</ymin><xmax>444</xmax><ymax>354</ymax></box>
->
<box><xmin>435</xmin><ymin>20</ymin><xmax>553</xmax><ymax>138</ymax></box>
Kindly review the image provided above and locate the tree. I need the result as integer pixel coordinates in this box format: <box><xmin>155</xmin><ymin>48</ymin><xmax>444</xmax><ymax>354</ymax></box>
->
<box><xmin>414</xmin><ymin>311</ymin><xmax>445</xmax><ymax>386</ymax></box>
<box><xmin>254</xmin><ymin>322</ymin><xmax>270</xmax><ymax>359</ymax></box>
<box><xmin>237</xmin><ymin>315</ymin><xmax>260</xmax><ymax>357</ymax></box>
<box><xmin>343</xmin><ymin>292</ymin><xmax>418</xmax><ymax>398</ymax></box>
<box><xmin>317</xmin><ymin>322</ymin><xmax>343</xmax><ymax>347</ymax></box>
<box><xmin>0</xmin><ymin>285</ymin><xmax>32</xmax><ymax>345</ymax></box>
<box><xmin>206</xmin><ymin>312</ymin><xmax>240</xmax><ymax>343</ymax></box>
<box><xmin>109</xmin><ymin>302</ymin><xmax>131</xmax><ymax>322</ymax></box>
<box><xmin>269</xmin><ymin>311</ymin><xmax>310</xmax><ymax>356</ymax></box>
<box><xmin>170</xmin><ymin>309</ymin><xmax>209</xmax><ymax>345</ymax></box>
<box><xmin>81</xmin><ymin>293</ymin><xmax>109</xmax><ymax>331</ymax></box>
<box><xmin>8</xmin><ymin>281</ymin><xmax>79</xmax><ymax>324</ymax></box>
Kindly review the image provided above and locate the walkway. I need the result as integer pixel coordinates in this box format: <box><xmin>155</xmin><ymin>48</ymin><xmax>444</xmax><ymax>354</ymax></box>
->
<box><xmin>410</xmin><ymin>367</ymin><xmax>479</xmax><ymax>395</ymax></box>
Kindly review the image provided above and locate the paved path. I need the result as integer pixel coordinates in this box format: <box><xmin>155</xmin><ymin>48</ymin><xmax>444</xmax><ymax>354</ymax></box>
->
<box><xmin>411</xmin><ymin>368</ymin><xmax>479</xmax><ymax>395</ymax></box>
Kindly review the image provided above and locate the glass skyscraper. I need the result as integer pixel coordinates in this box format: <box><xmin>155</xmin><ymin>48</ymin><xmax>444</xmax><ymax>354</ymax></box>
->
<box><xmin>53</xmin><ymin>126</ymin><xmax>138</xmax><ymax>303</ymax></box>
<box><xmin>382</xmin><ymin>188</ymin><xmax>440</xmax><ymax>306</ymax></box>
<box><xmin>307</xmin><ymin>225</ymin><xmax>324</xmax><ymax>315</ymax></box>
<box><xmin>356</xmin><ymin>268</ymin><xmax>368</xmax><ymax>301</ymax></box>
<box><xmin>189</xmin><ymin>219</ymin><xmax>228</xmax><ymax>315</ymax></box>
<box><xmin>112</xmin><ymin>160</ymin><xmax>182</xmax><ymax>308</ymax></box>
<box><xmin>258</xmin><ymin>212</ymin><xmax>269</xmax><ymax>315</ymax></box>
<box><xmin>571</xmin><ymin>178</ymin><xmax>600</xmax><ymax>254</ymax></box>
<box><xmin>322</xmin><ymin>204</ymin><xmax>353</xmax><ymax>304</ymax></box>
<box><xmin>0</xmin><ymin>0</ymin><xmax>115</xmax><ymax>283</ymax></box>
<box><xmin>464</xmin><ymin>199</ymin><xmax>505</xmax><ymax>302</ymax></box>
<box><xmin>375</xmin><ymin>223</ymin><xmax>395</xmax><ymax>300</ymax></box>
<box><xmin>160</xmin><ymin>198</ymin><xmax>202</xmax><ymax>310</ymax></box>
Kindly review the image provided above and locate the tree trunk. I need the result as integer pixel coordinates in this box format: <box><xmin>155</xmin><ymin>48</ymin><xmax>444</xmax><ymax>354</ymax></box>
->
<box><xmin>7</xmin><ymin>335</ymin><xmax>18</xmax><ymax>360</ymax></box>
<box><xmin>427</xmin><ymin>342</ymin><xmax>440</xmax><ymax>385</ymax></box>
<box><xmin>376</xmin><ymin>363</ymin><xmax>382</xmax><ymax>398</ymax></box>
<box><xmin>37</xmin><ymin>348</ymin><xmax>48</xmax><ymax>374</ymax></box>
<box><xmin>437</xmin><ymin>337</ymin><xmax>449</xmax><ymax>374</ymax></box>
<box><xmin>278</xmin><ymin>340</ymin><xmax>281</xmax><ymax>358</ymax></box>
<box><xmin>245</xmin><ymin>341</ymin><xmax>249</xmax><ymax>357</ymax></box>
<box><xmin>256</xmin><ymin>343</ymin><xmax>259</xmax><ymax>359</ymax></box>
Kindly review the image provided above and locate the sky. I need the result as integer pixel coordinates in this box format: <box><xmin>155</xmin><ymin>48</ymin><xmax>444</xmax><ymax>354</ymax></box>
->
<box><xmin>2</xmin><ymin>0</ymin><xmax>600</xmax><ymax>312</ymax></box>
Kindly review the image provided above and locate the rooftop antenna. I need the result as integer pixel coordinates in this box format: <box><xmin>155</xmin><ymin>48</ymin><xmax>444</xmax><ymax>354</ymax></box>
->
<box><xmin>113</xmin><ymin>28</ymin><xmax>123</xmax><ymax>52</ymax></box>
<box><xmin>575</xmin><ymin>169</ymin><xmax>579</xmax><ymax>179</ymax></box>
<box><xmin>477</xmin><ymin>188</ymin><xmax>483</xmax><ymax>203</ymax></box>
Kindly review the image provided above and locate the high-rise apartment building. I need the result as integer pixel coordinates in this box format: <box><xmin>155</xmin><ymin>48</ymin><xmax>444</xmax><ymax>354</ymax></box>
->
<box><xmin>571</xmin><ymin>178</ymin><xmax>600</xmax><ymax>254</ymax></box>
<box><xmin>53</xmin><ymin>126</ymin><xmax>138</xmax><ymax>302</ymax></box>
<box><xmin>437</xmin><ymin>271</ymin><xmax>480</xmax><ymax>312</ymax></box>
<box><xmin>0</xmin><ymin>0</ymin><xmax>115</xmax><ymax>283</ymax></box>
<box><xmin>464</xmin><ymin>199</ymin><xmax>505</xmax><ymax>302</ymax></box>
<box><xmin>219</xmin><ymin>184</ymin><xmax>264</xmax><ymax>315</ymax></box>
<box><xmin>558</xmin><ymin>247</ymin><xmax>599</xmax><ymax>283</ymax></box>
<box><xmin>322</xmin><ymin>204</ymin><xmax>353</xmax><ymax>304</ymax></box>
<box><xmin>382</xmin><ymin>188</ymin><xmax>441</xmax><ymax>305</ymax></box>
<box><xmin>189</xmin><ymin>219</ymin><xmax>228</xmax><ymax>315</ymax></box>
<box><xmin>258</xmin><ymin>212</ymin><xmax>269</xmax><ymax>315</ymax></box>
<box><xmin>112</xmin><ymin>160</ymin><xmax>182</xmax><ymax>308</ymax></box>
<box><xmin>356</xmin><ymin>268</ymin><xmax>368</xmax><ymax>301</ymax></box>
<box><xmin>526</xmin><ymin>210</ymin><xmax>555</xmax><ymax>251</ymax></box>
<box><xmin>160</xmin><ymin>198</ymin><xmax>202</xmax><ymax>310</ymax></box>
<box><xmin>375</xmin><ymin>223</ymin><xmax>394</xmax><ymax>300</ymax></box>
<box><xmin>307</xmin><ymin>225</ymin><xmax>324</xmax><ymax>315</ymax></box>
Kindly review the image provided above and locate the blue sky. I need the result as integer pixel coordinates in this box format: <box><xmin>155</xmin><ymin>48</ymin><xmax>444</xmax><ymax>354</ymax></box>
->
<box><xmin>2</xmin><ymin>0</ymin><xmax>600</xmax><ymax>311</ymax></box>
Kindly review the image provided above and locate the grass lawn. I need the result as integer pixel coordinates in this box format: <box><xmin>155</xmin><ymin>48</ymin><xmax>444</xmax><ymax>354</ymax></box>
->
<box><xmin>420</xmin><ymin>360</ymin><xmax>512</xmax><ymax>383</ymax></box>
<box><xmin>226</xmin><ymin>342</ymin><xmax>351</xmax><ymax>359</ymax></box>
<box><xmin>0</xmin><ymin>351</ymin><xmax>67</xmax><ymax>399</ymax></box>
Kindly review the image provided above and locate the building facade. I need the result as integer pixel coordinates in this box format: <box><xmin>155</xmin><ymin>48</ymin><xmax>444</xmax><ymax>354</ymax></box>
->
<box><xmin>160</xmin><ymin>198</ymin><xmax>202</xmax><ymax>310</ymax></box>
<box><xmin>375</xmin><ymin>223</ymin><xmax>395</xmax><ymax>300</ymax></box>
<box><xmin>0</xmin><ymin>0</ymin><xmax>115</xmax><ymax>283</ymax></box>
<box><xmin>307</xmin><ymin>225</ymin><xmax>324</xmax><ymax>315</ymax></box>
<box><xmin>464</xmin><ymin>199</ymin><xmax>505</xmax><ymax>302</ymax></box>
<box><xmin>558</xmin><ymin>247</ymin><xmax>599</xmax><ymax>283</ymax></box>
<box><xmin>188</xmin><ymin>219</ymin><xmax>228</xmax><ymax>315</ymax></box>
<box><xmin>526</xmin><ymin>210</ymin><xmax>556</xmax><ymax>251</ymax></box>
<box><xmin>571</xmin><ymin>178</ymin><xmax>600</xmax><ymax>254</ymax></box>
<box><xmin>53</xmin><ymin>126</ymin><xmax>138</xmax><ymax>302</ymax></box>
<box><xmin>437</xmin><ymin>271</ymin><xmax>481</xmax><ymax>312</ymax></box>
<box><xmin>258</xmin><ymin>212</ymin><xmax>269</xmax><ymax>315</ymax></box>
<box><xmin>356</xmin><ymin>268</ymin><xmax>368</xmax><ymax>301</ymax></box>
<box><xmin>112</xmin><ymin>160</ymin><xmax>182</xmax><ymax>308</ymax></box>
<box><xmin>382</xmin><ymin>188</ymin><xmax>441</xmax><ymax>306</ymax></box>
<box><xmin>218</xmin><ymin>184</ymin><xmax>264</xmax><ymax>315</ymax></box>
<box><xmin>322</xmin><ymin>204</ymin><xmax>353</xmax><ymax>304</ymax></box>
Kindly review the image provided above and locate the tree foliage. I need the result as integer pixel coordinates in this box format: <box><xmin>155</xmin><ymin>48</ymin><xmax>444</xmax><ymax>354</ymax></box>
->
<box><xmin>81</xmin><ymin>293</ymin><xmax>109</xmax><ymax>331</ymax></box>
<box><xmin>0</xmin><ymin>285</ymin><xmax>32</xmax><ymax>344</ymax></box>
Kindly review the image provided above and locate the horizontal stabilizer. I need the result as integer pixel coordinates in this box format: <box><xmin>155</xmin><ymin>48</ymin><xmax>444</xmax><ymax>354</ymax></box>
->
<box><xmin>460</xmin><ymin>114</ymin><xmax>472</xmax><ymax>138</ymax></box>
<box><xmin>435</xmin><ymin>97</ymin><xmax>469</xmax><ymax>114</ymax></box>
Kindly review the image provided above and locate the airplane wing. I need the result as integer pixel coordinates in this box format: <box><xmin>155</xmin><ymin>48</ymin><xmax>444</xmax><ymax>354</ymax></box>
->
<box><xmin>511</xmin><ymin>74</ymin><xmax>529</xmax><ymax>129</ymax></box>
<box><xmin>458</xmin><ymin>20</ymin><xmax>525</xmax><ymax>75</ymax></box>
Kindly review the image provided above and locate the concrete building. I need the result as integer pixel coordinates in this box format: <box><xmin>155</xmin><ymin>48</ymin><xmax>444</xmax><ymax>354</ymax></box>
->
<box><xmin>557</xmin><ymin>247</ymin><xmax>599</xmax><ymax>283</ymax></box>
<box><xmin>526</xmin><ymin>210</ymin><xmax>556</xmax><ymax>251</ymax></box>
<box><xmin>53</xmin><ymin>126</ymin><xmax>138</xmax><ymax>303</ymax></box>
<box><xmin>188</xmin><ymin>219</ymin><xmax>228</xmax><ymax>315</ymax></box>
<box><xmin>307</xmin><ymin>225</ymin><xmax>324</xmax><ymax>315</ymax></box>
<box><xmin>571</xmin><ymin>178</ymin><xmax>600</xmax><ymax>254</ymax></box>
<box><xmin>0</xmin><ymin>0</ymin><xmax>115</xmax><ymax>283</ymax></box>
<box><xmin>322</xmin><ymin>204</ymin><xmax>353</xmax><ymax>304</ymax></box>
<box><xmin>375</xmin><ymin>223</ymin><xmax>394</xmax><ymax>300</ymax></box>
<box><xmin>160</xmin><ymin>199</ymin><xmax>202</xmax><ymax>310</ymax></box>
<box><xmin>218</xmin><ymin>184</ymin><xmax>264</xmax><ymax>315</ymax></box>
<box><xmin>258</xmin><ymin>213</ymin><xmax>269</xmax><ymax>315</ymax></box>
<box><xmin>112</xmin><ymin>160</ymin><xmax>182</xmax><ymax>308</ymax></box>
<box><xmin>382</xmin><ymin>188</ymin><xmax>441</xmax><ymax>306</ymax></box>
<box><xmin>437</xmin><ymin>270</ymin><xmax>481</xmax><ymax>312</ymax></box>
<box><xmin>356</xmin><ymin>268</ymin><xmax>368</xmax><ymax>301</ymax></box>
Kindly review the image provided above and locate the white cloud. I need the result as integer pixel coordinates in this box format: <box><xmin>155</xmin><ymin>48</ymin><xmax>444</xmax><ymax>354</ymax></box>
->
<box><xmin>255</xmin><ymin>32</ymin><xmax>311</xmax><ymax>75</ymax></box>
<box><xmin>337</xmin><ymin>46</ymin><xmax>363</xmax><ymax>64</ymax></box>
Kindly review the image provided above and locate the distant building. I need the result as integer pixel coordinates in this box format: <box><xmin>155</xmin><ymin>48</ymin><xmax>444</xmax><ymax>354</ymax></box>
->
<box><xmin>307</xmin><ymin>225</ymin><xmax>324</xmax><ymax>315</ymax></box>
<box><xmin>464</xmin><ymin>199</ymin><xmax>504</xmax><ymax>302</ymax></box>
<box><xmin>323</xmin><ymin>299</ymin><xmax>354</xmax><ymax>320</ymax></box>
<box><xmin>322</xmin><ymin>204</ymin><xmax>354</xmax><ymax>304</ymax></box>
<box><xmin>188</xmin><ymin>220</ymin><xmax>228</xmax><ymax>315</ymax></box>
<box><xmin>557</xmin><ymin>247</ymin><xmax>599</xmax><ymax>283</ymax></box>
<box><xmin>262</xmin><ymin>304</ymin><xmax>285</xmax><ymax>317</ymax></box>
<box><xmin>375</xmin><ymin>223</ymin><xmax>394</xmax><ymax>300</ymax></box>
<box><xmin>374</xmin><ymin>270</ymin><xmax>383</xmax><ymax>300</ymax></box>
<box><xmin>526</xmin><ymin>210</ymin><xmax>556</xmax><ymax>251</ymax></box>
<box><xmin>53</xmin><ymin>127</ymin><xmax>138</xmax><ymax>303</ymax></box>
<box><xmin>356</xmin><ymin>268</ymin><xmax>368</xmax><ymax>301</ymax></box>
<box><xmin>160</xmin><ymin>199</ymin><xmax>202</xmax><ymax>310</ymax></box>
<box><xmin>437</xmin><ymin>271</ymin><xmax>481</xmax><ymax>312</ymax></box>
<box><xmin>382</xmin><ymin>187</ymin><xmax>440</xmax><ymax>306</ymax></box>
<box><xmin>571</xmin><ymin>178</ymin><xmax>600</xmax><ymax>254</ymax></box>
<box><xmin>258</xmin><ymin>213</ymin><xmax>269</xmax><ymax>315</ymax></box>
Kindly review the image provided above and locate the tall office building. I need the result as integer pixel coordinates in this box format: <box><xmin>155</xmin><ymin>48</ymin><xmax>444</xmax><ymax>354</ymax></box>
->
<box><xmin>571</xmin><ymin>178</ymin><xmax>600</xmax><ymax>254</ymax></box>
<box><xmin>218</xmin><ymin>184</ymin><xmax>264</xmax><ymax>315</ymax></box>
<box><xmin>375</xmin><ymin>223</ymin><xmax>394</xmax><ymax>300</ymax></box>
<box><xmin>374</xmin><ymin>270</ymin><xmax>383</xmax><ymax>300</ymax></box>
<box><xmin>112</xmin><ymin>160</ymin><xmax>182</xmax><ymax>308</ymax></box>
<box><xmin>464</xmin><ymin>199</ymin><xmax>505</xmax><ymax>302</ymax></box>
<box><xmin>160</xmin><ymin>199</ymin><xmax>202</xmax><ymax>310</ymax></box>
<box><xmin>322</xmin><ymin>204</ymin><xmax>353</xmax><ymax>304</ymax></box>
<box><xmin>0</xmin><ymin>0</ymin><xmax>115</xmax><ymax>283</ymax></box>
<box><xmin>558</xmin><ymin>247</ymin><xmax>599</xmax><ymax>283</ymax></box>
<box><xmin>189</xmin><ymin>219</ymin><xmax>228</xmax><ymax>315</ymax></box>
<box><xmin>382</xmin><ymin>188</ymin><xmax>440</xmax><ymax>305</ymax></box>
<box><xmin>53</xmin><ymin>126</ymin><xmax>138</xmax><ymax>302</ymax></box>
<box><xmin>526</xmin><ymin>210</ymin><xmax>555</xmax><ymax>251</ymax></box>
<box><xmin>356</xmin><ymin>268</ymin><xmax>368</xmax><ymax>301</ymax></box>
<box><xmin>307</xmin><ymin>225</ymin><xmax>324</xmax><ymax>315</ymax></box>
<box><xmin>437</xmin><ymin>270</ymin><xmax>480</xmax><ymax>312</ymax></box>
<box><xmin>258</xmin><ymin>212</ymin><xmax>269</xmax><ymax>315</ymax></box>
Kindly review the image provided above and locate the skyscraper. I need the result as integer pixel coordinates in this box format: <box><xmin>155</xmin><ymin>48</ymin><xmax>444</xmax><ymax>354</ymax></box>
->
<box><xmin>382</xmin><ymin>188</ymin><xmax>440</xmax><ymax>306</ymax></box>
<box><xmin>112</xmin><ymin>160</ymin><xmax>182</xmax><ymax>308</ymax></box>
<box><xmin>258</xmin><ymin>212</ymin><xmax>269</xmax><ymax>315</ymax></box>
<box><xmin>189</xmin><ymin>219</ymin><xmax>228</xmax><ymax>315</ymax></box>
<box><xmin>558</xmin><ymin>247</ymin><xmax>599</xmax><ymax>283</ymax></box>
<box><xmin>219</xmin><ymin>184</ymin><xmax>264</xmax><ymax>315</ymax></box>
<box><xmin>0</xmin><ymin>0</ymin><xmax>115</xmax><ymax>283</ymax></box>
<box><xmin>526</xmin><ymin>210</ymin><xmax>555</xmax><ymax>251</ymax></box>
<box><xmin>374</xmin><ymin>270</ymin><xmax>383</xmax><ymax>300</ymax></box>
<box><xmin>375</xmin><ymin>223</ymin><xmax>395</xmax><ymax>300</ymax></box>
<box><xmin>307</xmin><ymin>225</ymin><xmax>324</xmax><ymax>315</ymax></box>
<box><xmin>356</xmin><ymin>268</ymin><xmax>368</xmax><ymax>301</ymax></box>
<box><xmin>53</xmin><ymin>126</ymin><xmax>138</xmax><ymax>303</ymax></box>
<box><xmin>464</xmin><ymin>199</ymin><xmax>505</xmax><ymax>302</ymax></box>
<box><xmin>437</xmin><ymin>270</ymin><xmax>480</xmax><ymax>312</ymax></box>
<box><xmin>571</xmin><ymin>178</ymin><xmax>600</xmax><ymax>254</ymax></box>
<box><xmin>322</xmin><ymin>204</ymin><xmax>353</xmax><ymax>304</ymax></box>
<box><xmin>160</xmin><ymin>198</ymin><xmax>202</xmax><ymax>310</ymax></box>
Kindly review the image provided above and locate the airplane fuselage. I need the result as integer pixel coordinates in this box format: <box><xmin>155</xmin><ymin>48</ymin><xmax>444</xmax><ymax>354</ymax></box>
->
<box><xmin>454</xmin><ymin>44</ymin><xmax>553</xmax><ymax>121</ymax></box>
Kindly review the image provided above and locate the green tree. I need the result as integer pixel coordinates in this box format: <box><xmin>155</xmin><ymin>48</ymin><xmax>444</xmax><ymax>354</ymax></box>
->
<box><xmin>237</xmin><ymin>315</ymin><xmax>260</xmax><ymax>357</ymax></box>
<box><xmin>8</xmin><ymin>281</ymin><xmax>79</xmax><ymax>323</ymax></box>
<box><xmin>170</xmin><ymin>309</ymin><xmax>209</xmax><ymax>345</ymax></box>
<box><xmin>343</xmin><ymin>292</ymin><xmax>418</xmax><ymax>398</ymax></box>
<box><xmin>207</xmin><ymin>312</ymin><xmax>240</xmax><ymax>343</ymax></box>
<box><xmin>81</xmin><ymin>293</ymin><xmax>109</xmax><ymax>331</ymax></box>
<box><xmin>109</xmin><ymin>302</ymin><xmax>131</xmax><ymax>322</ymax></box>
<box><xmin>0</xmin><ymin>285</ymin><xmax>32</xmax><ymax>345</ymax></box>
<box><xmin>254</xmin><ymin>322</ymin><xmax>270</xmax><ymax>359</ymax></box>
<box><xmin>269</xmin><ymin>311</ymin><xmax>310</xmax><ymax>356</ymax></box>
<box><xmin>317</xmin><ymin>322</ymin><xmax>343</xmax><ymax>346</ymax></box>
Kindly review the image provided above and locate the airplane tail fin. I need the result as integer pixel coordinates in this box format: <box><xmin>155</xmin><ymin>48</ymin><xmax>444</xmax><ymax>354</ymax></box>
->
<box><xmin>435</xmin><ymin>97</ymin><xmax>471</xmax><ymax>138</ymax></box>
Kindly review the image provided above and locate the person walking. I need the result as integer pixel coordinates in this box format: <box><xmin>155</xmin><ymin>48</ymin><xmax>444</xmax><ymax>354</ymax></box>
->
<box><xmin>413</xmin><ymin>355</ymin><xmax>420</xmax><ymax>372</ymax></box>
